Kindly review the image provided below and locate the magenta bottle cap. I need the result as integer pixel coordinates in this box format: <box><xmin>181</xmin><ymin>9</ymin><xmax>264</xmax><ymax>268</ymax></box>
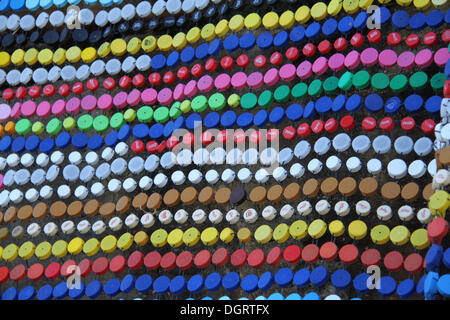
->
<box><xmin>81</xmin><ymin>95</ymin><xmax>97</xmax><ymax>112</ymax></box>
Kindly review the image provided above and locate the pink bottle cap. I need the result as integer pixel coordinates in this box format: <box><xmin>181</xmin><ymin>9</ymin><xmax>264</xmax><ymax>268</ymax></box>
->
<box><xmin>397</xmin><ymin>51</ymin><xmax>415</xmax><ymax>70</ymax></box>
<box><xmin>434</xmin><ymin>47</ymin><xmax>450</xmax><ymax>68</ymax></box>
<box><xmin>312</xmin><ymin>57</ymin><xmax>328</xmax><ymax>75</ymax></box>
<box><xmin>247</xmin><ymin>72</ymin><xmax>263</xmax><ymax>89</ymax></box>
<box><xmin>328</xmin><ymin>53</ymin><xmax>345</xmax><ymax>71</ymax></box>
<box><xmin>98</xmin><ymin>94</ymin><xmax>113</xmax><ymax>111</ymax></box>
<box><xmin>113</xmin><ymin>92</ymin><xmax>128</xmax><ymax>109</ymax></box>
<box><xmin>231</xmin><ymin>72</ymin><xmax>247</xmax><ymax>90</ymax></box>
<box><xmin>81</xmin><ymin>95</ymin><xmax>97</xmax><ymax>112</ymax></box>
<box><xmin>36</xmin><ymin>101</ymin><xmax>51</xmax><ymax>118</ymax></box>
<box><xmin>197</xmin><ymin>75</ymin><xmax>214</xmax><ymax>93</ymax></box>
<box><xmin>173</xmin><ymin>83</ymin><xmax>185</xmax><ymax>101</ymax></box>
<box><xmin>279</xmin><ymin>64</ymin><xmax>296</xmax><ymax>81</ymax></box>
<box><xmin>296</xmin><ymin>61</ymin><xmax>312</xmax><ymax>79</ymax></box>
<box><xmin>141</xmin><ymin>88</ymin><xmax>158</xmax><ymax>105</ymax></box>
<box><xmin>10</xmin><ymin>102</ymin><xmax>21</xmax><ymax>119</ymax></box>
<box><xmin>378</xmin><ymin>49</ymin><xmax>397</xmax><ymax>68</ymax></box>
<box><xmin>0</xmin><ymin>174</ymin><xmax>4</xmax><ymax>190</ymax></box>
<box><xmin>415</xmin><ymin>49</ymin><xmax>433</xmax><ymax>68</ymax></box>
<box><xmin>0</xmin><ymin>104</ymin><xmax>11</xmax><ymax>122</ymax></box>
<box><xmin>158</xmin><ymin>88</ymin><xmax>173</xmax><ymax>105</ymax></box>
<box><xmin>66</xmin><ymin>97</ymin><xmax>81</xmax><ymax>114</ymax></box>
<box><xmin>127</xmin><ymin>89</ymin><xmax>141</xmax><ymax>107</ymax></box>
<box><xmin>264</xmin><ymin>68</ymin><xmax>279</xmax><ymax>86</ymax></box>
<box><xmin>360</xmin><ymin>48</ymin><xmax>378</xmax><ymax>66</ymax></box>
<box><xmin>215</xmin><ymin>74</ymin><xmax>231</xmax><ymax>91</ymax></box>
<box><xmin>344</xmin><ymin>50</ymin><xmax>360</xmax><ymax>70</ymax></box>
<box><xmin>51</xmin><ymin>99</ymin><xmax>65</xmax><ymax>116</ymax></box>
<box><xmin>21</xmin><ymin>100</ymin><xmax>37</xmax><ymax>117</ymax></box>
<box><xmin>184</xmin><ymin>80</ymin><xmax>198</xmax><ymax>98</ymax></box>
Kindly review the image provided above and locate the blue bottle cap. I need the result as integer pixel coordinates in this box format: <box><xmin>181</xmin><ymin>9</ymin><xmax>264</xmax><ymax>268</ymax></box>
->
<box><xmin>364</xmin><ymin>94</ymin><xmax>383</xmax><ymax>112</ymax></box>
<box><xmin>257</xmin><ymin>32</ymin><xmax>273</xmax><ymax>49</ymax></box>
<box><xmin>18</xmin><ymin>286</ymin><xmax>35</xmax><ymax>300</ymax></box>
<box><xmin>187</xmin><ymin>274</ymin><xmax>204</xmax><ymax>294</ymax></box>
<box><xmin>427</xmin><ymin>10</ymin><xmax>444</xmax><ymax>29</ymax></box>
<box><xmin>385</xmin><ymin>96</ymin><xmax>402</xmax><ymax>113</ymax></box>
<box><xmin>71</xmin><ymin>133</ymin><xmax>88</xmax><ymax>150</ymax></box>
<box><xmin>417</xmin><ymin>274</ymin><xmax>426</xmax><ymax>296</ymax></box>
<box><xmin>322</xmin><ymin>18</ymin><xmax>338</xmax><ymax>37</ymax></box>
<box><xmin>437</xmin><ymin>274</ymin><xmax>450</xmax><ymax>297</ymax></box>
<box><xmin>293</xmin><ymin>268</ymin><xmax>310</xmax><ymax>288</ymax></box>
<box><xmin>151</xmin><ymin>54</ymin><xmax>166</xmax><ymax>71</ymax></box>
<box><xmin>10</xmin><ymin>0</ymin><xmax>24</xmax><ymax>11</ymax></box>
<box><xmin>133</xmin><ymin>123</ymin><xmax>150</xmax><ymax>139</ymax></box>
<box><xmin>223</xmin><ymin>35</ymin><xmax>239</xmax><ymax>52</ymax></box>
<box><xmin>289</xmin><ymin>26</ymin><xmax>305</xmax><ymax>43</ymax></box>
<box><xmin>353</xmin><ymin>273</ymin><xmax>370</xmax><ymax>293</ymax></box>
<box><xmin>0</xmin><ymin>136</ymin><xmax>12</xmax><ymax>152</ymax></box>
<box><xmin>11</xmin><ymin>137</ymin><xmax>25</xmax><ymax>153</ymax></box>
<box><xmin>354</xmin><ymin>11</ymin><xmax>368</xmax><ymax>30</ymax></box>
<box><xmin>69</xmin><ymin>282</ymin><xmax>85</xmax><ymax>299</ymax></box>
<box><xmin>255</xmin><ymin>295</ymin><xmax>266</xmax><ymax>300</ymax></box>
<box><xmin>135</xmin><ymin>274</ymin><xmax>153</xmax><ymax>294</ymax></box>
<box><xmin>409</xmin><ymin>12</ymin><xmax>426</xmax><ymax>30</ymax></box>
<box><xmin>446</xmin><ymin>8</ymin><xmax>450</xmax><ymax>24</ymax></box>
<box><xmin>170</xmin><ymin>275</ymin><xmax>187</xmax><ymax>295</ymax></box>
<box><xmin>392</xmin><ymin>10</ymin><xmax>409</xmax><ymax>29</ymax></box>
<box><xmin>378</xmin><ymin>6</ymin><xmax>391</xmax><ymax>24</ymax></box>
<box><xmin>426</xmin><ymin>244</ymin><xmax>443</xmax><ymax>272</ymax></box>
<box><xmin>186</xmin><ymin>113</ymin><xmax>202</xmax><ymax>130</ymax></box>
<box><xmin>397</xmin><ymin>279</ymin><xmax>415</xmax><ymax>299</ymax></box>
<box><xmin>351</xmin><ymin>297</ymin><xmax>362</xmax><ymax>300</ymax></box>
<box><xmin>286</xmin><ymin>103</ymin><xmax>303</xmax><ymax>121</ymax></box>
<box><xmin>26</xmin><ymin>0</ymin><xmax>39</xmax><ymax>10</ymax></box>
<box><xmin>253</xmin><ymin>110</ymin><xmax>268</xmax><ymax>128</ymax></box>
<box><xmin>105</xmin><ymin>130</ymin><xmax>119</xmax><ymax>147</ymax></box>
<box><xmin>424</xmin><ymin>271</ymin><xmax>439</xmax><ymax>299</ymax></box>
<box><xmin>377</xmin><ymin>276</ymin><xmax>397</xmax><ymax>296</ymax></box>
<box><xmin>404</xmin><ymin>94</ymin><xmax>423</xmax><ymax>113</ymax></box>
<box><xmin>310</xmin><ymin>266</ymin><xmax>329</xmax><ymax>287</ymax></box>
<box><xmin>163</xmin><ymin>121</ymin><xmax>174</xmax><ymax>138</ymax></box>
<box><xmin>118</xmin><ymin>124</ymin><xmax>132</xmax><ymax>141</ymax></box>
<box><xmin>240</xmin><ymin>33</ymin><xmax>256</xmax><ymax>50</ymax></box>
<box><xmin>88</xmin><ymin>135</ymin><xmax>103</xmax><ymax>151</ymax></box>
<box><xmin>25</xmin><ymin>135</ymin><xmax>40</xmax><ymax>151</ymax></box>
<box><xmin>241</xmin><ymin>274</ymin><xmax>258</xmax><ymax>293</ymax></box>
<box><xmin>53</xmin><ymin>282</ymin><xmax>69</xmax><ymax>299</ymax></box>
<box><xmin>149</xmin><ymin>123</ymin><xmax>164</xmax><ymax>140</ymax></box>
<box><xmin>39</xmin><ymin>138</ymin><xmax>55</xmax><ymax>153</ymax></box>
<box><xmin>345</xmin><ymin>94</ymin><xmax>362</xmax><ymax>112</ymax></box>
<box><xmin>285</xmin><ymin>293</ymin><xmax>302</xmax><ymax>300</ymax></box>
<box><xmin>445</xmin><ymin>60</ymin><xmax>450</xmax><ymax>78</ymax></box>
<box><xmin>222</xmin><ymin>272</ymin><xmax>240</xmax><ymax>292</ymax></box>
<box><xmin>166</xmin><ymin>51</ymin><xmax>180</xmax><ymax>68</ymax></box>
<box><xmin>104</xmin><ymin>278</ymin><xmax>121</xmax><ymax>297</ymax></box>
<box><xmin>181</xmin><ymin>47</ymin><xmax>195</xmax><ymax>64</ymax></box>
<box><xmin>237</xmin><ymin>112</ymin><xmax>254</xmax><ymax>129</ymax></box>
<box><xmin>315</xmin><ymin>97</ymin><xmax>332</xmax><ymax>114</ymax></box>
<box><xmin>86</xmin><ymin>280</ymin><xmax>102</xmax><ymax>299</ymax></box>
<box><xmin>205</xmin><ymin>272</ymin><xmax>222</xmax><ymax>292</ymax></box>
<box><xmin>305</xmin><ymin>22</ymin><xmax>320</xmax><ymax>40</ymax></box>
<box><xmin>331</xmin><ymin>269</ymin><xmax>351</xmax><ymax>290</ymax></box>
<box><xmin>37</xmin><ymin>285</ymin><xmax>53</xmax><ymax>300</ymax></box>
<box><xmin>55</xmin><ymin>132</ymin><xmax>71</xmax><ymax>149</ymax></box>
<box><xmin>274</xmin><ymin>268</ymin><xmax>293</xmax><ymax>288</ymax></box>
<box><xmin>443</xmin><ymin>248</ymin><xmax>450</xmax><ymax>269</ymax></box>
<box><xmin>219</xmin><ymin>296</ymin><xmax>231</xmax><ymax>300</ymax></box>
<box><xmin>2</xmin><ymin>287</ymin><xmax>18</xmax><ymax>300</ymax></box>
<box><xmin>202</xmin><ymin>296</ymin><xmax>213</xmax><ymax>300</ymax></box>
<box><xmin>0</xmin><ymin>0</ymin><xmax>9</xmax><ymax>11</ymax></box>
<box><xmin>258</xmin><ymin>271</ymin><xmax>274</xmax><ymax>291</ymax></box>
<box><xmin>269</xmin><ymin>106</ymin><xmax>285</xmax><ymax>124</ymax></box>
<box><xmin>338</xmin><ymin>16</ymin><xmax>354</xmax><ymax>34</ymax></box>
<box><xmin>195</xmin><ymin>43</ymin><xmax>209</xmax><ymax>60</ymax></box>
<box><xmin>273</xmin><ymin>30</ymin><xmax>289</xmax><ymax>48</ymax></box>
<box><xmin>120</xmin><ymin>274</ymin><xmax>136</xmax><ymax>294</ymax></box>
<box><xmin>332</xmin><ymin>95</ymin><xmax>346</xmax><ymax>113</ymax></box>
<box><xmin>303</xmin><ymin>292</ymin><xmax>320</xmax><ymax>300</ymax></box>
<box><xmin>173</xmin><ymin>116</ymin><xmax>185</xmax><ymax>130</ymax></box>
<box><xmin>204</xmin><ymin>112</ymin><xmax>220</xmax><ymax>128</ymax></box>
<box><xmin>268</xmin><ymin>292</ymin><xmax>284</xmax><ymax>300</ymax></box>
<box><xmin>208</xmin><ymin>39</ymin><xmax>222</xmax><ymax>56</ymax></box>
<box><xmin>425</xmin><ymin>96</ymin><xmax>442</xmax><ymax>114</ymax></box>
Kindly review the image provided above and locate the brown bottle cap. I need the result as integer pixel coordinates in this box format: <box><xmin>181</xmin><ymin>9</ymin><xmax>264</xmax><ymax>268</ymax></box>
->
<box><xmin>163</xmin><ymin>189</ymin><xmax>180</xmax><ymax>207</ymax></box>
<box><xmin>17</xmin><ymin>205</ymin><xmax>33</xmax><ymax>221</ymax></box>
<box><xmin>338</xmin><ymin>177</ymin><xmax>357</xmax><ymax>196</ymax></box>
<box><xmin>99</xmin><ymin>202</ymin><xmax>115</xmax><ymax>218</ymax></box>
<box><xmin>422</xmin><ymin>183</ymin><xmax>434</xmax><ymax>201</ymax></box>
<box><xmin>249</xmin><ymin>186</ymin><xmax>267</xmax><ymax>204</ymax></box>
<box><xmin>215</xmin><ymin>188</ymin><xmax>231</xmax><ymax>205</ymax></box>
<box><xmin>267</xmin><ymin>185</ymin><xmax>283</xmax><ymax>202</ymax></box>
<box><xmin>147</xmin><ymin>193</ymin><xmax>163</xmax><ymax>210</ymax></box>
<box><xmin>237</xmin><ymin>227</ymin><xmax>252</xmax><ymax>243</ymax></box>
<box><xmin>0</xmin><ymin>211</ymin><xmax>3</xmax><ymax>224</ymax></box>
<box><xmin>4</xmin><ymin>206</ymin><xmax>17</xmax><ymax>223</ymax></box>
<box><xmin>0</xmin><ymin>227</ymin><xmax>9</xmax><ymax>240</ymax></box>
<box><xmin>438</xmin><ymin>146</ymin><xmax>450</xmax><ymax>166</ymax></box>
<box><xmin>67</xmin><ymin>201</ymin><xmax>83</xmax><ymax>218</ymax></box>
<box><xmin>359</xmin><ymin>177</ymin><xmax>378</xmax><ymax>197</ymax></box>
<box><xmin>181</xmin><ymin>187</ymin><xmax>198</xmax><ymax>205</ymax></box>
<box><xmin>303</xmin><ymin>178</ymin><xmax>320</xmax><ymax>197</ymax></box>
<box><xmin>116</xmin><ymin>196</ymin><xmax>131</xmax><ymax>214</ymax></box>
<box><xmin>401</xmin><ymin>182</ymin><xmax>419</xmax><ymax>202</ymax></box>
<box><xmin>12</xmin><ymin>225</ymin><xmax>24</xmax><ymax>239</ymax></box>
<box><xmin>32</xmin><ymin>202</ymin><xmax>48</xmax><ymax>219</ymax></box>
<box><xmin>284</xmin><ymin>183</ymin><xmax>301</xmax><ymax>201</ymax></box>
<box><xmin>84</xmin><ymin>199</ymin><xmax>99</xmax><ymax>216</ymax></box>
<box><xmin>320</xmin><ymin>178</ymin><xmax>339</xmax><ymax>196</ymax></box>
<box><xmin>381</xmin><ymin>182</ymin><xmax>401</xmax><ymax>201</ymax></box>
<box><xmin>50</xmin><ymin>201</ymin><xmax>67</xmax><ymax>218</ymax></box>
<box><xmin>198</xmin><ymin>186</ymin><xmax>214</xmax><ymax>205</ymax></box>
<box><xmin>132</xmin><ymin>193</ymin><xmax>148</xmax><ymax>210</ymax></box>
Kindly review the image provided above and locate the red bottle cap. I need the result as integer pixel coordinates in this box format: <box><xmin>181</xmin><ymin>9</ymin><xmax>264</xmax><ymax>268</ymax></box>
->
<box><xmin>283</xmin><ymin>245</ymin><xmax>302</xmax><ymax>264</ymax></box>
<box><xmin>249</xmin><ymin>130</ymin><xmax>262</xmax><ymax>144</ymax></box>
<box><xmin>266</xmin><ymin>247</ymin><xmax>283</xmax><ymax>266</ymax></box>
<box><xmin>302</xmin><ymin>43</ymin><xmax>316</xmax><ymax>57</ymax></box>
<box><xmin>253</xmin><ymin>55</ymin><xmax>267</xmax><ymax>68</ymax></box>
<box><xmin>217</xmin><ymin>130</ymin><xmax>229</xmax><ymax>143</ymax></box>
<box><xmin>182</xmin><ymin>133</ymin><xmax>195</xmax><ymax>146</ymax></box>
<box><xmin>387</xmin><ymin>32</ymin><xmax>402</xmax><ymax>46</ymax></box>
<box><xmin>43</xmin><ymin>84</ymin><xmax>56</xmax><ymax>97</ymax></box>
<box><xmin>156</xmin><ymin>140</ymin><xmax>167</xmax><ymax>153</ymax></box>
<box><xmin>247</xmin><ymin>249</ymin><xmax>265</xmax><ymax>269</ymax></box>
<box><xmin>360</xmin><ymin>249</ymin><xmax>381</xmax><ymax>267</ymax></box>
<box><xmin>442</xmin><ymin>29</ymin><xmax>450</xmax><ymax>43</ymax></box>
<box><xmin>362</xmin><ymin>117</ymin><xmax>377</xmax><ymax>132</ymax></box>
<box><xmin>445</xmin><ymin>80</ymin><xmax>450</xmax><ymax>98</ymax></box>
<box><xmin>86</xmin><ymin>78</ymin><xmax>99</xmax><ymax>91</ymax></box>
<box><xmin>297</xmin><ymin>123</ymin><xmax>311</xmax><ymax>137</ymax></box>
<box><xmin>144</xmin><ymin>251</ymin><xmax>161</xmax><ymax>270</ymax></box>
<box><xmin>119</xmin><ymin>75</ymin><xmax>131</xmax><ymax>89</ymax></box>
<box><xmin>72</xmin><ymin>82</ymin><xmax>84</xmax><ymax>95</ymax></box>
<box><xmin>233</xmin><ymin>130</ymin><xmax>246</xmax><ymax>145</ymax></box>
<box><xmin>301</xmin><ymin>244</ymin><xmax>320</xmax><ymax>264</ymax></box>
<box><xmin>230</xmin><ymin>249</ymin><xmax>247</xmax><ymax>268</ymax></box>
<box><xmin>191</xmin><ymin>63</ymin><xmax>204</xmax><ymax>77</ymax></box>
<box><xmin>146</xmin><ymin>141</ymin><xmax>159</xmax><ymax>153</ymax></box>
<box><xmin>58</xmin><ymin>83</ymin><xmax>70</xmax><ymax>97</ymax></box>
<box><xmin>319</xmin><ymin>242</ymin><xmax>338</xmax><ymax>262</ymax></box>
<box><xmin>282</xmin><ymin>126</ymin><xmax>296</xmax><ymax>140</ymax></box>
<box><xmin>162</xmin><ymin>71</ymin><xmax>175</xmax><ymax>85</ymax></box>
<box><xmin>160</xmin><ymin>252</ymin><xmax>176</xmax><ymax>271</ymax></box>
<box><xmin>403</xmin><ymin>253</ymin><xmax>423</xmax><ymax>274</ymax></box>
<box><xmin>340</xmin><ymin>115</ymin><xmax>355</xmax><ymax>131</ymax></box>
<box><xmin>311</xmin><ymin>119</ymin><xmax>324</xmax><ymax>134</ymax></box>
<box><xmin>334</xmin><ymin>37</ymin><xmax>348</xmax><ymax>51</ymax></box>
<box><xmin>350</xmin><ymin>33</ymin><xmax>364</xmax><ymax>48</ymax></box>
<box><xmin>220</xmin><ymin>56</ymin><xmax>234</xmax><ymax>70</ymax></box>
<box><xmin>324</xmin><ymin>118</ymin><xmax>338</xmax><ymax>133</ymax></box>
<box><xmin>384</xmin><ymin>251</ymin><xmax>404</xmax><ymax>272</ymax></box>
<box><xmin>317</xmin><ymin>40</ymin><xmax>332</xmax><ymax>54</ymax></box>
<box><xmin>166</xmin><ymin>136</ymin><xmax>179</xmax><ymax>150</ymax></box>
<box><xmin>103</xmin><ymin>77</ymin><xmax>116</xmax><ymax>90</ymax></box>
<box><xmin>2</xmin><ymin>88</ymin><xmax>14</xmax><ymax>100</ymax></box>
<box><xmin>15</xmin><ymin>86</ymin><xmax>27</xmax><ymax>99</ymax></box>
<box><xmin>367</xmin><ymin>29</ymin><xmax>382</xmax><ymax>44</ymax></box>
<box><xmin>401</xmin><ymin>117</ymin><xmax>415</xmax><ymax>131</ymax></box>
<box><xmin>177</xmin><ymin>66</ymin><xmax>190</xmax><ymax>80</ymax></box>
<box><xmin>132</xmin><ymin>74</ymin><xmax>146</xmax><ymax>87</ymax></box>
<box><xmin>266</xmin><ymin>128</ymin><xmax>279</xmax><ymax>142</ymax></box>
<box><xmin>205</xmin><ymin>58</ymin><xmax>218</xmax><ymax>72</ymax></box>
<box><xmin>194</xmin><ymin>250</ymin><xmax>211</xmax><ymax>269</ymax></box>
<box><xmin>339</xmin><ymin>244</ymin><xmax>359</xmax><ymax>265</ymax></box>
<box><xmin>427</xmin><ymin>217</ymin><xmax>449</xmax><ymax>245</ymax></box>
<box><xmin>236</xmin><ymin>54</ymin><xmax>250</xmax><ymax>68</ymax></box>
<box><xmin>131</xmin><ymin>140</ymin><xmax>145</xmax><ymax>153</ymax></box>
<box><xmin>212</xmin><ymin>247</ymin><xmax>229</xmax><ymax>267</ymax></box>
<box><xmin>270</xmin><ymin>51</ymin><xmax>283</xmax><ymax>65</ymax></box>
<box><xmin>200</xmin><ymin>131</ymin><xmax>214</xmax><ymax>145</ymax></box>
<box><xmin>148</xmin><ymin>72</ymin><xmax>161</xmax><ymax>86</ymax></box>
<box><xmin>406</xmin><ymin>34</ymin><xmax>420</xmax><ymax>49</ymax></box>
<box><xmin>379</xmin><ymin>117</ymin><xmax>395</xmax><ymax>131</ymax></box>
<box><xmin>28</xmin><ymin>86</ymin><xmax>41</xmax><ymax>99</ymax></box>
<box><xmin>421</xmin><ymin>119</ymin><xmax>436</xmax><ymax>134</ymax></box>
<box><xmin>176</xmin><ymin>251</ymin><xmax>194</xmax><ymax>270</ymax></box>
<box><xmin>423</xmin><ymin>32</ymin><xmax>438</xmax><ymax>46</ymax></box>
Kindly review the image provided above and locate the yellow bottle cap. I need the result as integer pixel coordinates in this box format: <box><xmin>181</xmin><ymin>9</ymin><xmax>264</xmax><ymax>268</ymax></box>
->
<box><xmin>68</xmin><ymin>237</ymin><xmax>84</xmax><ymax>255</ymax></box>
<box><xmin>63</xmin><ymin>117</ymin><xmax>76</xmax><ymax>131</ymax></box>
<box><xmin>215</xmin><ymin>19</ymin><xmax>229</xmax><ymax>37</ymax></box>
<box><xmin>157</xmin><ymin>34</ymin><xmax>173</xmax><ymax>51</ymax></box>
<box><xmin>0</xmin><ymin>51</ymin><xmax>10</xmax><ymax>68</ymax></box>
<box><xmin>111</xmin><ymin>38</ymin><xmax>127</xmax><ymax>56</ymax></box>
<box><xmin>429</xmin><ymin>190</ymin><xmax>450</xmax><ymax>215</ymax></box>
<box><xmin>53</xmin><ymin>48</ymin><xmax>66</xmax><ymax>65</ymax></box>
<box><xmin>359</xmin><ymin>0</ymin><xmax>374</xmax><ymax>9</ymax></box>
<box><xmin>186</xmin><ymin>27</ymin><xmax>201</xmax><ymax>43</ymax></box>
<box><xmin>396</xmin><ymin>0</ymin><xmax>412</xmax><ymax>5</ymax></box>
<box><xmin>24</xmin><ymin>48</ymin><xmax>39</xmax><ymax>65</ymax></box>
<box><xmin>5</xmin><ymin>121</ymin><xmax>15</xmax><ymax>134</ymax></box>
<box><xmin>390</xmin><ymin>225</ymin><xmax>410</xmax><ymax>246</ymax></box>
<box><xmin>370</xmin><ymin>225</ymin><xmax>390</xmax><ymax>244</ymax></box>
<box><xmin>254</xmin><ymin>225</ymin><xmax>273</xmax><ymax>244</ymax></box>
<box><xmin>173</xmin><ymin>32</ymin><xmax>187</xmax><ymax>50</ymax></box>
<box><xmin>348</xmin><ymin>220</ymin><xmax>367</xmax><ymax>240</ymax></box>
<box><xmin>97</xmin><ymin>42</ymin><xmax>111</xmax><ymax>58</ymax></box>
<box><xmin>142</xmin><ymin>36</ymin><xmax>157</xmax><ymax>52</ymax></box>
<box><xmin>201</xmin><ymin>23</ymin><xmax>216</xmax><ymax>41</ymax></box>
<box><xmin>295</xmin><ymin>5</ymin><xmax>311</xmax><ymax>23</ymax></box>
<box><xmin>228</xmin><ymin>94</ymin><xmax>240</xmax><ymax>107</ymax></box>
<box><xmin>311</xmin><ymin>2</ymin><xmax>328</xmax><ymax>20</ymax></box>
<box><xmin>328</xmin><ymin>0</ymin><xmax>343</xmax><ymax>15</ymax></box>
<box><xmin>35</xmin><ymin>242</ymin><xmax>52</xmax><ymax>260</ymax></box>
<box><xmin>37</xmin><ymin>49</ymin><xmax>53</xmax><ymax>65</ymax></box>
<box><xmin>237</xmin><ymin>227</ymin><xmax>252</xmax><ymax>243</ymax></box>
<box><xmin>183</xmin><ymin>227</ymin><xmax>200</xmax><ymax>247</ymax></box>
<box><xmin>66</xmin><ymin>46</ymin><xmax>82</xmax><ymax>63</ymax></box>
<box><xmin>100</xmin><ymin>235</ymin><xmax>118</xmax><ymax>253</ymax></box>
<box><xmin>19</xmin><ymin>241</ymin><xmax>35</xmax><ymax>260</ymax></box>
<box><xmin>134</xmin><ymin>231</ymin><xmax>149</xmax><ymax>246</ymax></box>
<box><xmin>220</xmin><ymin>227</ymin><xmax>235</xmax><ymax>243</ymax></box>
<box><xmin>51</xmin><ymin>240</ymin><xmax>67</xmax><ymax>258</ymax></box>
<box><xmin>244</xmin><ymin>13</ymin><xmax>261</xmax><ymax>30</ymax></box>
<box><xmin>229</xmin><ymin>14</ymin><xmax>245</xmax><ymax>32</ymax></box>
<box><xmin>343</xmin><ymin>0</ymin><xmax>360</xmax><ymax>13</ymax></box>
<box><xmin>308</xmin><ymin>219</ymin><xmax>327</xmax><ymax>239</ymax></box>
<box><xmin>273</xmin><ymin>223</ymin><xmax>290</xmax><ymax>243</ymax></box>
<box><xmin>201</xmin><ymin>227</ymin><xmax>219</xmax><ymax>246</ymax></box>
<box><xmin>279</xmin><ymin>10</ymin><xmax>295</xmax><ymax>29</ymax></box>
<box><xmin>432</xmin><ymin>0</ymin><xmax>446</xmax><ymax>7</ymax></box>
<box><xmin>3</xmin><ymin>243</ymin><xmax>18</xmax><ymax>262</ymax></box>
<box><xmin>151</xmin><ymin>229</ymin><xmax>168</xmax><ymax>247</ymax></box>
<box><xmin>83</xmin><ymin>238</ymin><xmax>100</xmax><ymax>256</ymax></box>
<box><xmin>289</xmin><ymin>220</ymin><xmax>308</xmax><ymax>240</ymax></box>
<box><xmin>180</xmin><ymin>100</ymin><xmax>191</xmax><ymax>113</ymax></box>
<box><xmin>32</xmin><ymin>121</ymin><xmax>44</xmax><ymax>134</ymax></box>
<box><xmin>81</xmin><ymin>47</ymin><xmax>97</xmax><ymax>63</ymax></box>
<box><xmin>127</xmin><ymin>37</ymin><xmax>141</xmax><ymax>55</ymax></box>
<box><xmin>117</xmin><ymin>233</ymin><xmax>133</xmax><ymax>251</ymax></box>
<box><xmin>329</xmin><ymin>220</ymin><xmax>345</xmax><ymax>237</ymax></box>
<box><xmin>262</xmin><ymin>12</ymin><xmax>279</xmax><ymax>29</ymax></box>
<box><xmin>168</xmin><ymin>229</ymin><xmax>184</xmax><ymax>248</ymax></box>
<box><xmin>11</xmin><ymin>49</ymin><xmax>25</xmax><ymax>66</ymax></box>
<box><xmin>410</xmin><ymin>228</ymin><xmax>430</xmax><ymax>250</ymax></box>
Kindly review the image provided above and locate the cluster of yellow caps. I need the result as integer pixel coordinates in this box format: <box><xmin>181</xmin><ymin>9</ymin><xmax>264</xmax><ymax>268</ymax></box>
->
<box><xmin>0</xmin><ymin>219</ymin><xmax>430</xmax><ymax>262</ymax></box>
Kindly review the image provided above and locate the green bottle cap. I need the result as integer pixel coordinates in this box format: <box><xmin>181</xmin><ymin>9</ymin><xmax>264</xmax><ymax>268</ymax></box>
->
<box><xmin>338</xmin><ymin>72</ymin><xmax>353</xmax><ymax>91</ymax></box>
<box><xmin>93</xmin><ymin>115</ymin><xmax>109</xmax><ymax>132</ymax></box>
<box><xmin>352</xmin><ymin>70</ymin><xmax>370</xmax><ymax>89</ymax></box>
<box><xmin>191</xmin><ymin>95</ymin><xmax>208</xmax><ymax>112</ymax></box>
<box><xmin>409</xmin><ymin>71</ymin><xmax>428</xmax><ymax>90</ymax></box>
<box><xmin>390</xmin><ymin>74</ymin><xmax>408</xmax><ymax>93</ymax></box>
<box><xmin>46</xmin><ymin>118</ymin><xmax>62</xmax><ymax>135</ymax></box>
<box><xmin>240</xmin><ymin>93</ymin><xmax>257</xmax><ymax>109</ymax></box>
<box><xmin>153</xmin><ymin>106</ymin><xmax>170</xmax><ymax>123</ymax></box>
<box><xmin>430</xmin><ymin>73</ymin><xmax>446</xmax><ymax>91</ymax></box>
<box><xmin>169</xmin><ymin>102</ymin><xmax>182</xmax><ymax>119</ymax></box>
<box><xmin>258</xmin><ymin>90</ymin><xmax>274</xmax><ymax>108</ymax></box>
<box><xmin>208</xmin><ymin>93</ymin><xmax>226</xmax><ymax>111</ymax></box>
<box><xmin>77</xmin><ymin>114</ymin><xmax>93</xmax><ymax>132</ymax></box>
<box><xmin>136</xmin><ymin>106</ymin><xmax>154</xmax><ymax>123</ymax></box>
<box><xmin>15</xmin><ymin>119</ymin><xmax>32</xmax><ymax>135</ymax></box>
<box><xmin>110</xmin><ymin>112</ymin><xmax>125</xmax><ymax>129</ymax></box>
<box><xmin>323</xmin><ymin>76</ymin><xmax>339</xmax><ymax>94</ymax></box>
<box><xmin>274</xmin><ymin>85</ymin><xmax>290</xmax><ymax>102</ymax></box>
<box><xmin>371</xmin><ymin>72</ymin><xmax>390</xmax><ymax>91</ymax></box>
<box><xmin>291</xmin><ymin>83</ymin><xmax>307</xmax><ymax>99</ymax></box>
<box><xmin>308</xmin><ymin>79</ymin><xmax>323</xmax><ymax>97</ymax></box>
